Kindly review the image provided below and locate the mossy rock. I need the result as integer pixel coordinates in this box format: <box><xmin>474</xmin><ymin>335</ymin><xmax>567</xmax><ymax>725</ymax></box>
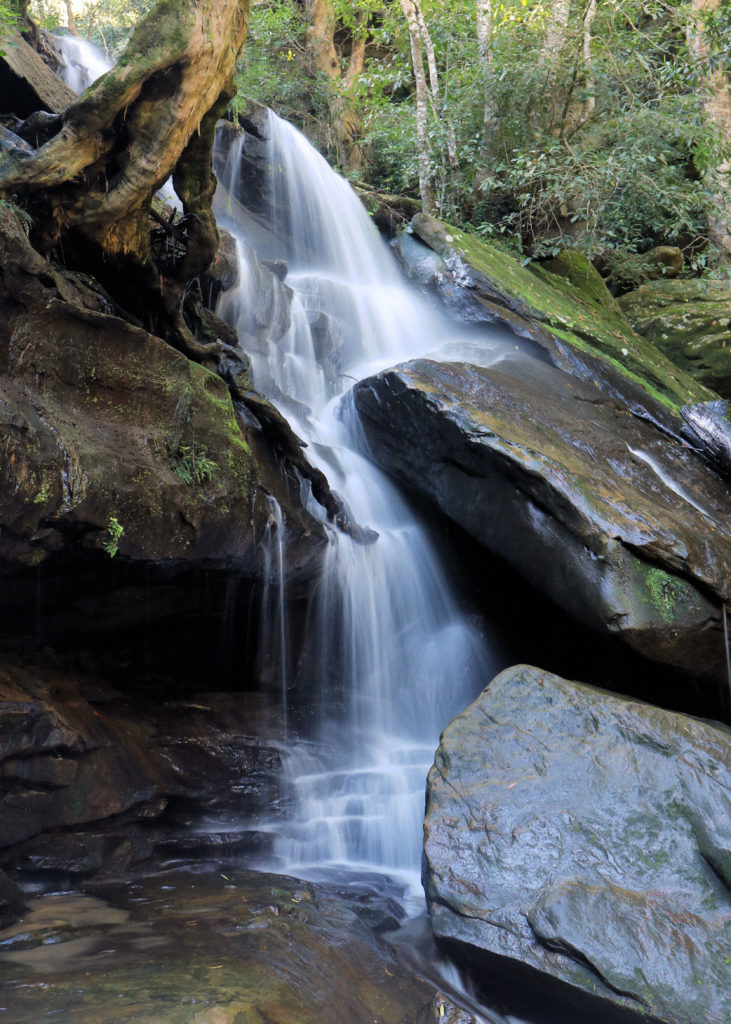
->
<box><xmin>541</xmin><ymin>249</ymin><xmax>630</xmax><ymax>326</ymax></box>
<box><xmin>619</xmin><ymin>279</ymin><xmax>731</xmax><ymax>399</ymax></box>
<box><xmin>409</xmin><ymin>215</ymin><xmax>717</xmax><ymax>425</ymax></box>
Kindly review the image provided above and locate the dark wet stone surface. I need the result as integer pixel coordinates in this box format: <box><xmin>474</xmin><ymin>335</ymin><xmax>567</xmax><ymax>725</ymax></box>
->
<box><xmin>423</xmin><ymin>665</ymin><xmax>731</xmax><ymax>1024</ymax></box>
<box><xmin>354</xmin><ymin>353</ymin><xmax>730</xmax><ymax>683</ymax></box>
<box><xmin>0</xmin><ymin>866</ymin><xmax>441</xmax><ymax>1023</ymax></box>
<box><xmin>0</xmin><ymin>659</ymin><xmax>287</xmax><ymax>883</ymax></box>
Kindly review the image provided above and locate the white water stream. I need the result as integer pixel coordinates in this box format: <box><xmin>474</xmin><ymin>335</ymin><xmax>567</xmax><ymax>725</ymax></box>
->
<box><xmin>216</xmin><ymin>113</ymin><xmax>504</xmax><ymax>897</ymax></box>
<box><xmin>53</xmin><ymin>33</ymin><xmax>110</xmax><ymax>92</ymax></box>
<box><xmin>38</xmin><ymin>40</ymin><xmax>529</xmax><ymax>1024</ymax></box>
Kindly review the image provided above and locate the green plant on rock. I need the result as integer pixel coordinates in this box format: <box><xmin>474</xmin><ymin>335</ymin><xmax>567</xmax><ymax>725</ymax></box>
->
<box><xmin>0</xmin><ymin>198</ymin><xmax>32</xmax><ymax>235</ymax></box>
<box><xmin>102</xmin><ymin>515</ymin><xmax>124</xmax><ymax>558</ymax></box>
<box><xmin>171</xmin><ymin>444</ymin><xmax>218</xmax><ymax>486</ymax></box>
<box><xmin>645</xmin><ymin>566</ymin><xmax>686</xmax><ymax>624</ymax></box>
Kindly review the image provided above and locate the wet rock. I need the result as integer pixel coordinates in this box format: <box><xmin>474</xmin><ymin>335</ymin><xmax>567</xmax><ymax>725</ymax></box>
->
<box><xmin>0</xmin><ymin>868</ymin><xmax>26</xmax><ymax>927</ymax></box>
<box><xmin>307</xmin><ymin>308</ymin><xmax>344</xmax><ymax>390</ymax></box>
<box><xmin>203</xmin><ymin>225</ymin><xmax>239</xmax><ymax>299</ymax></box>
<box><xmin>0</xmin><ymin>868</ymin><xmax>439</xmax><ymax>1023</ymax></box>
<box><xmin>9</xmin><ymin>832</ymin><xmax>136</xmax><ymax>876</ymax></box>
<box><xmin>619</xmin><ymin>279</ymin><xmax>731</xmax><ymax>400</ymax></box>
<box><xmin>0</xmin><ymin>660</ymin><xmax>285</xmax><ymax>885</ymax></box>
<box><xmin>399</xmin><ymin>216</ymin><xmax>720</xmax><ymax>452</ymax></box>
<box><xmin>354</xmin><ymin>353</ymin><xmax>730</xmax><ymax>681</ymax></box>
<box><xmin>681</xmin><ymin>399</ymin><xmax>731</xmax><ymax>477</ymax></box>
<box><xmin>419</xmin><ymin>993</ymin><xmax>479</xmax><ymax>1024</ymax></box>
<box><xmin>423</xmin><ymin>665</ymin><xmax>731</xmax><ymax>1024</ymax></box>
<box><xmin>216</xmin><ymin>236</ymin><xmax>293</xmax><ymax>355</ymax></box>
<box><xmin>0</xmin><ymin>205</ymin><xmax>325</xmax><ymax>651</ymax></box>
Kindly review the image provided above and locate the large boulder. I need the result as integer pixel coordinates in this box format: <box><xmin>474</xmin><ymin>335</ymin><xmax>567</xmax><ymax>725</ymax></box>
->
<box><xmin>619</xmin><ymin>278</ymin><xmax>731</xmax><ymax>400</ymax></box>
<box><xmin>0</xmin><ymin>204</ymin><xmax>325</xmax><ymax>659</ymax></box>
<box><xmin>423</xmin><ymin>665</ymin><xmax>731</xmax><ymax>1024</ymax></box>
<box><xmin>353</xmin><ymin>353</ymin><xmax>730</xmax><ymax>681</ymax></box>
<box><xmin>395</xmin><ymin>217</ymin><xmax>726</xmax><ymax>466</ymax></box>
<box><xmin>0</xmin><ymin>29</ymin><xmax>75</xmax><ymax>118</ymax></box>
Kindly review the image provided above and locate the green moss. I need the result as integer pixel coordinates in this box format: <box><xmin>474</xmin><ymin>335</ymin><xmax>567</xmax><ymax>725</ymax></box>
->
<box><xmin>412</xmin><ymin>215</ymin><xmax>716</xmax><ymax>414</ymax></box>
<box><xmin>644</xmin><ymin>567</ymin><xmax>688</xmax><ymax>624</ymax></box>
<box><xmin>542</xmin><ymin>249</ymin><xmax>622</xmax><ymax>320</ymax></box>
<box><xmin>33</xmin><ymin>479</ymin><xmax>51</xmax><ymax>505</ymax></box>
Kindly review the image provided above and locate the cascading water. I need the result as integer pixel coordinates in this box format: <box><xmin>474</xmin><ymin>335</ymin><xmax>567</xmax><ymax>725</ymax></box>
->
<box><xmin>53</xmin><ymin>34</ymin><xmax>110</xmax><ymax>92</ymax></box>
<box><xmin>216</xmin><ymin>113</ymin><xmax>503</xmax><ymax>894</ymax></box>
<box><xmin>259</xmin><ymin>495</ymin><xmax>289</xmax><ymax>737</ymax></box>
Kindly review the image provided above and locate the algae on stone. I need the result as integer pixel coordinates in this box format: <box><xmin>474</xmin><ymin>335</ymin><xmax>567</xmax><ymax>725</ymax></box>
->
<box><xmin>409</xmin><ymin>214</ymin><xmax>717</xmax><ymax>417</ymax></box>
<box><xmin>619</xmin><ymin>279</ymin><xmax>731</xmax><ymax>399</ymax></box>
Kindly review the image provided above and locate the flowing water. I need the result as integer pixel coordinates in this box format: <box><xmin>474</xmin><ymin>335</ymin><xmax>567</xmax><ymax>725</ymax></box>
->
<box><xmin>53</xmin><ymin>33</ymin><xmax>110</xmax><ymax>92</ymax></box>
<box><xmin>215</xmin><ymin>113</ymin><xmax>505</xmax><ymax>895</ymax></box>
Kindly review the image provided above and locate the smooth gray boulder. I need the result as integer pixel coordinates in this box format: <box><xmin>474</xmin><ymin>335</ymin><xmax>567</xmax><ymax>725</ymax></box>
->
<box><xmin>423</xmin><ymin>665</ymin><xmax>731</xmax><ymax>1024</ymax></box>
<box><xmin>353</xmin><ymin>352</ymin><xmax>730</xmax><ymax>682</ymax></box>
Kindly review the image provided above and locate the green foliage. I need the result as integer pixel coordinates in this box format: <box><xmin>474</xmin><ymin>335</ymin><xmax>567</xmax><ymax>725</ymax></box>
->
<box><xmin>245</xmin><ymin>0</ymin><xmax>728</xmax><ymax>272</ymax></box>
<box><xmin>102</xmin><ymin>515</ymin><xmax>124</xmax><ymax>558</ymax></box>
<box><xmin>0</xmin><ymin>0</ymin><xmax>17</xmax><ymax>53</ymax></box>
<box><xmin>28</xmin><ymin>0</ymin><xmax>154</xmax><ymax>57</ymax></box>
<box><xmin>171</xmin><ymin>444</ymin><xmax>217</xmax><ymax>487</ymax></box>
<box><xmin>233</xmin><ymin>0</ymin><xmax>330</xmax><ymax>137</ymax></box>
<box><xmin>477</xmin><ymin>99</ymin><xmax>709</xmax><ymax>260</ymax></box>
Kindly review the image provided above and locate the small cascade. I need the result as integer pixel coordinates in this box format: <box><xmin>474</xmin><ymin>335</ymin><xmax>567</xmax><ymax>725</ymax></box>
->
<box><xmin>259</xmin><ymin>495</ymin><xmax>289</xmax><ymax>736</ymax></box>
<box><xmin>53</xmin><ymin>34</ymin><xmax>110</xmax><ymax>92</ymax></box>
<box><xmin>216</xmin><ymin>112</ymin><xmax>502</xmax><ymax>892</ymax></box>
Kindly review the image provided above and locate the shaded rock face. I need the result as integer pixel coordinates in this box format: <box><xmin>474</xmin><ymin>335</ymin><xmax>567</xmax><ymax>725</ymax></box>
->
<box><xmin>0</xmin><ymin>659</ymin><xmax>285</xmax><ymax>882</ymax></box>
<box><xmin>423</xmin><ymin>665</ymin><xmax>731</xmax><ymax>1024</ymax></box>
<box><xmin>395</xmin><ymin>216</ymin><xmax>727</xmax><ymax>470</ymax></box>
<box><xmin>0</xmin><ymin>867</ymin><xmax>441</xmax><ymax>1024</ymax></box>
<box><xmin>354</xmin><ymin>354</ymin><xmax>730</xmax><ymax>681</ymax></box>
<box><xmin>0</xmin><ymin>29</ymin><xmax>75</xmax><ymax>118</ymax></box>
<box><xmin>619</xmin><ymin>279</ymin><xmax>731</xmax><ymax>400</ymax></box>
<box><xmin>0</xmin><ymin>205</ymin><xmax>325</xmax><ymax>659</ymax></box>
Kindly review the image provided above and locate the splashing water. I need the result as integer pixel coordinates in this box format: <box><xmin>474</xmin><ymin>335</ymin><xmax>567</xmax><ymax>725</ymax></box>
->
<box><xmin>53</xmin><ymin>34</ymin><xmax>110</xmax><ymax>92</ymax></box>
<box><xmin>216</xmin><ymin>113</ymin><xmax>502</xmax><ymax>895</ymax></box>
<box><xmin>259</xmin><ymin>495</ymin><xmax>289</xmax><ymax>737</ymax></box>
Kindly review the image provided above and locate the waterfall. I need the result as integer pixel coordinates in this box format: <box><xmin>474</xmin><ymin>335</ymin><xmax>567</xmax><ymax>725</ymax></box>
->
<box><xmin>259</xmin><ymin>495</ymin><xmax>289</xmax><ymax>737</ymax></box>
<box><xmin>216</xmin><ymin>113</ymin><xmax>501</xmax><ymax>894</ymax></box>
<box><xmin>53</xmin><ymin>34</ymin><xmax>110</xmax><ymax>92</ymax></box>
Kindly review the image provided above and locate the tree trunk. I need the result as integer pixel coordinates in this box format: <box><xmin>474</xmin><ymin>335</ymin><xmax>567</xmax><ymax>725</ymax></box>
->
<box><xmin>64</xmin><ymin>0</ymin><xmax>79</xmax><ymax>36</ymax></box>
<box><xmin>0</xmin><ymin>0</ymin><xmax>250</xmax><ymax>356</ymax></box>
<box><xmin>687</xmin><ymin>0</ymin><xmax>731</xmax><ymax>257</ymax></box>
<box><xmin>562</xmin><ymin>0</ymin><xmax>597</xmax><ymax>137</ymax></box>
<box><xmin>305</xmin><ymin>0</ymin><xmax>366</xmax><ymax>174</ymax></box>
<box><xmin>536</xmin><ymin>0</ymin><xmax>571</xmax><ymax>133</ymax></box>
<box><xmin>399</xmin><ymin>0</ymin><xmax>436</xmax><ymax>214</ymax></box>
<box><xmin>476</xmin><ymin>0</ymin><xmax>496</xmax><ymax>165</ymax></box>
<box><xmin>412</xmin><ymin>0</ymin><xmax>458</xmax><ymax>177</ymax></box>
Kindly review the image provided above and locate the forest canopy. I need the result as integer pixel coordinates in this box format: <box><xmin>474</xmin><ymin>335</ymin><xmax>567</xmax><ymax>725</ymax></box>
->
<box><xmin>17</xmin><ymin>0</ymin><xmax>731</xmax><ymax>275</ymax></box>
